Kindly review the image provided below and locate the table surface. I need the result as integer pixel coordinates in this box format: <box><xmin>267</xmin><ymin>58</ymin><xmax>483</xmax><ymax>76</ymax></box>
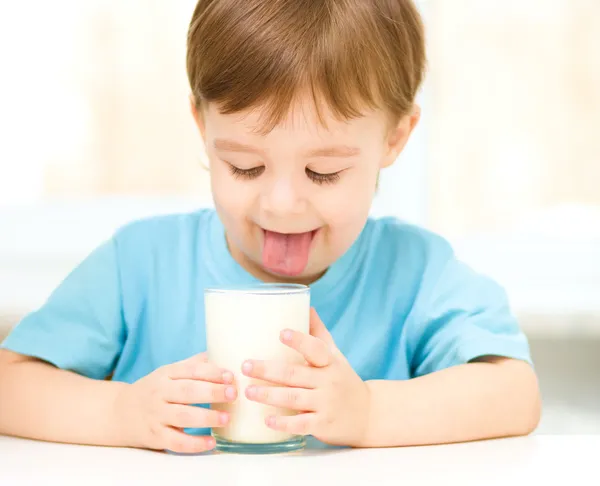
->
<box><xmin>1</xmin><ymin>434</ymin><xmax>598</xmax><ymax>486</ymax></box>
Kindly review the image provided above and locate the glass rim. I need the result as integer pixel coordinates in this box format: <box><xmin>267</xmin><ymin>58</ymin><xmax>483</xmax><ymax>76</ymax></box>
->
<box><xmin>204</xmin><ymin>283</ymin><xmax>309</xmax><ymax>295</ymax></box>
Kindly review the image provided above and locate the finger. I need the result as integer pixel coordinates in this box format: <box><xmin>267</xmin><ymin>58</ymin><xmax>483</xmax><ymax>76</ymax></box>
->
<box><xmin>245</xmin><ymin>385</ymin><xmax>317</xmax><ymax>411</ymax></box>
<box><xmin>242</xmin><ymin>360</ymin><xmax>319</xmax><ymax>389</ymax></box>
<box><xmin>166</xmin><ymin>379</ymin><xmax>237</xmax><ymax>405</ymax></box>
<box><xmin>309</xmin><ymin>308</ymin><xmax>336</xmax><ymax>348</ymax></box>
<box><xmin>280</xmin><ymin>329</ymin><xmax>330</xmax><ymax>368</ymax></box>
<box><xmin>164</xmin><ymin>404</ymin><xmax>230</xmax><ymax>429</ymax></box>
<box><xmin>265</xmin><ymin>413</ymin><xmax>316</xmax><ymax>436</ymax></box>
<box><xmin>166</xmin><ymin>356</ymin><xmax>234</xmax><ymax>384</ymax></box>
<box><xmin>162</xmin><ymin>427</ymin><xmax>216</xmax><ymax>454</ymax></box>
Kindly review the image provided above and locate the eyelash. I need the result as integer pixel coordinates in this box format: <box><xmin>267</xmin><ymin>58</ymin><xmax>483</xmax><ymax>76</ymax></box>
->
<box><xmin>228</xmin><ymin>165</ymin><xmax>265</xmax><ymax>180</ymax></box>
<box><xmin>227</xmin><ymin>164</ymin><xmax>341</xmax><ymax>185</ymax></box>
<box><xmin>307</xmin><ymin>169</ymin><xmax>341</xmax><ymax>185</ymax></box>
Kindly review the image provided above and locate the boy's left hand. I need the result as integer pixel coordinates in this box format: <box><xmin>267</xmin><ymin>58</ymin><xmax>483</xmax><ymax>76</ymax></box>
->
<box><xmin>242</xmin><ymin>308</ymin><xmax>371</xmax><ymax>447</ymax></box>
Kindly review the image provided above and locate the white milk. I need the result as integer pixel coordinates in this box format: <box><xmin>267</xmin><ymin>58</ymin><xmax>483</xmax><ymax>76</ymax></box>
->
<box><xmin>205</xmin><ymin>284</ymin><xmax>310</xmax><ymax>445</ymax></box>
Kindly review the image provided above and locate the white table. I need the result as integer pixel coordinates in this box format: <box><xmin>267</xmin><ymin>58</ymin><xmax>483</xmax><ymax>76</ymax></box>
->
<box><xmin>0</xmin><ymin>434</ymin><xmax>597</xmax><ymax>485</ymax></box>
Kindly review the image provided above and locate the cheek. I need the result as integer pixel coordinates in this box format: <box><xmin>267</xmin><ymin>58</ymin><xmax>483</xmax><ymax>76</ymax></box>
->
<box><xmin>211</xmin><ymin>168</ymin><xmax>253</xmax><ymax>218</ymax></box>
<box><xmin>318</xmin><ymin>172</ymin><xmax>377</xmax><ymax>225</ymax></box>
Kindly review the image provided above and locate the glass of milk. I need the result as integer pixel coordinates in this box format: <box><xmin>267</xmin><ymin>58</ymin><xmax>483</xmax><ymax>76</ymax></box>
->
<box><xmin>204</xmin><ymin>283</ymin><xmax>310</xmax><ymax>454</ymax></box>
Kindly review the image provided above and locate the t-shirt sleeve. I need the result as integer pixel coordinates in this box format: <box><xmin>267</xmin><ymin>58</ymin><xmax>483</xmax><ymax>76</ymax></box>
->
<box><xmin>1</xmin><ymin>238</ymin><xmax>125</xmax><ymax>380</ymax></box>
<box><xmin>408</xmin><ymin>256</ymin><xmax>532</xmax><ymax>378</ymax></box>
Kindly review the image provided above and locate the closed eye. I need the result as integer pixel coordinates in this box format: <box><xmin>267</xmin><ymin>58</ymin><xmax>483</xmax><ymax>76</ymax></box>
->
<box><xmin>228</xmin><ymin>164</ymin><xmax>265</xmax><ymax>180</ymax></box>
<box><xmin>306</xmin><ymin>168</ymin><xmax>341</xmax><ymax>185</ymax></box>
<box><xmin>227</xmin><ymin>163</ymin><xmax>342</xmax><ymax>185</ymax></box>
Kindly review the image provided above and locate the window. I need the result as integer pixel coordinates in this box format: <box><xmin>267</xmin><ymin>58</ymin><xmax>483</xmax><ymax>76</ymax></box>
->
<box><xmin>422</xmin><ymin>0</ymin><xmax>600</xmax><ymax>325</ymax></box>
<box><xmin>1</xmin><ymin>1</ymin><xmax>598</xmax><ymax>333</ymax></box>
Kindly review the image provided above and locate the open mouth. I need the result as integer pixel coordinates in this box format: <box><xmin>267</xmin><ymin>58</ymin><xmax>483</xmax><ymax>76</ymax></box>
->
<box><xmin>261</xmin><ymin>228</ymin><xmax>319</xmax><ymax>277</ymax></box>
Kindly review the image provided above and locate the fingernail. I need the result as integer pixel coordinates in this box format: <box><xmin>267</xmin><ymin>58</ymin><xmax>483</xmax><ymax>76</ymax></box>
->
<box><xmin>219</xmin><ymin>413</ymin><xmax>229</xmax><ymax>425</ymax></box>
<box><xmin>281</xmin><ymin>329</ymin><xmax>293</xmax><ymax>342</ymax></box>
<box><xmin>225</xmin><ymin>386</ymin><xmax>237</xmax><ymax>400</ymax></box>
<box><xmin>242</xmin><ymin>361</ymin><xmax>253</xmax><ymax>374</ymax></box>
<box><xmin>265</xmin><ymin>416</ymin><xmax>276</xmax><ymax>427</ymax></box>
<box><xmin>206</xmin><ymin>437</ymin><xmax>215</xmax><ymax>449</ymax></box>
<box><xmin>222</xmin><ymin>371</ymin><xmax>233</xmax><ymax>383</ymax></box>
<box><xmin>246</xmin><ymin>385</ymin><xmax>257</xmax><ymax>398</ymax></box>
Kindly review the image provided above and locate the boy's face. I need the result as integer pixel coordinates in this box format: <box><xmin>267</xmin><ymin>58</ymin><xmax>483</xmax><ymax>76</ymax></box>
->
<box><xmin>192</xmin><ymin>96</ymin><xmax>419</xmax><ymax>284</ymax></box>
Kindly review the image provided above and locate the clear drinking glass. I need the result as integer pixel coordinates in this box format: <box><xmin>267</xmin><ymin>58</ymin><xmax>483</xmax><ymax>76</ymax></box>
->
<box><xmin>204</xmin><ymin>283</ymin><xmax>310</xmax><ymax>454</ymax></box>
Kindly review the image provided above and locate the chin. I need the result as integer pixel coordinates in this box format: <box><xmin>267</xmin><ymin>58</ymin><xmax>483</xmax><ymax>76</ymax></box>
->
<box><xmin>261</xmin><ymin>262</ymin><xmax>326</xmax><ymax>285</ymax></box>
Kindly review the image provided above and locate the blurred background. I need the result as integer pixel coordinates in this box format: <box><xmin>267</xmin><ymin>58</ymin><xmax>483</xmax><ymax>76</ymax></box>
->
<box><xmin>0</xmin><ymin>1</ymin><xmax>598</xmax><ymax>432</ymax></box>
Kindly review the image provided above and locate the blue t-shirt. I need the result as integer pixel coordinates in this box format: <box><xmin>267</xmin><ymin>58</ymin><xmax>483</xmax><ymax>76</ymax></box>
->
<box><xmin>2</xmin><ymin>209</ymin><xmax>531</xmax><ymax>432</ymax></box>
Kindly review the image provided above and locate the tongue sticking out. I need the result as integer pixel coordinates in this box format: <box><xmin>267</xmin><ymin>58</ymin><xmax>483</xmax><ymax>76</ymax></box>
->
<box><xmin>262</xmin><ymin>230</ymin><xmax>314</xmax><ymax>276</ymax></box>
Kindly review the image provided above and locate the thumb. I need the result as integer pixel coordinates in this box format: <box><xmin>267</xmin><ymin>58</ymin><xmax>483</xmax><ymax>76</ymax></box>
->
<box><xmin>164</xmin><ymin>352</ymin><xmax>209</xmax><ymax>379</ymax></box>
<box><xmin>309</xmin><ymin>308</ymin><xmax>335</xmax><ymax>348</ymax></box>
<box><xmin>178</xmin><ymin>352</ymin><xmax>209</xmax><ymax>365</ymax></box>
<box><xmin>185</xmin><ymin>352</ymin><xmax>209</xmax><ymax>363</ymax></box>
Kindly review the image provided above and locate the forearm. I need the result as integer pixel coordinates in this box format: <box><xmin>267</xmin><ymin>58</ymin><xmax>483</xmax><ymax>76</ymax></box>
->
<box><xmin>0</xmin><ymin>352</ymin><xmax>130</xmax><ymax>447</ymax></box>
<box><xmin>362</xmin><ymin>358</ymin><xmax>541</xmax><ymax>448</ymax></box>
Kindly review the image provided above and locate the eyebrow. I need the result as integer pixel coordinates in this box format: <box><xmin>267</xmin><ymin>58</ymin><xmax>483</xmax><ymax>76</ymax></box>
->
<box><xmin>213</xmin><ymin>139</ymin><xmax>262</xmax><ymax>154</ymax></box>
<box><xmin>213</xmin><ymin>138</ymin><xmax>361</xmax><ymax>158</ymax></box>
<box><xmin>305</xmin><ymin>145</ymin><xmax>361</xmax><ymax>158</ymax></box>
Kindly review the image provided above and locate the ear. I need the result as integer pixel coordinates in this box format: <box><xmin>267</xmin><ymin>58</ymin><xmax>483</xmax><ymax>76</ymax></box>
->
<box><xmin>381</xmin><ymin>104</ymin><xmax>421</xmax><ymax>168</ymax></box>
<box><xmin>189</xmin><ymin>94</ymin><xmax>206</xmax><ymax>140</ymax></box>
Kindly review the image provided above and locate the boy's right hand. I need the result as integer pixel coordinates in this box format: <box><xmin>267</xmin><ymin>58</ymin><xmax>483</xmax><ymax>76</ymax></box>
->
<box><xmin>117</xmin><ymin>353</ymin><xmax>236</xmax><ymax>454</ymax></box>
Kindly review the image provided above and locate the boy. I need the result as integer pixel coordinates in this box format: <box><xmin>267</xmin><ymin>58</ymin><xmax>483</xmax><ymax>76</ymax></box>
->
<box><xmin>0</xmin><ymin>0</ymin><xmax>540</xmax><ymax>453</ymax></box>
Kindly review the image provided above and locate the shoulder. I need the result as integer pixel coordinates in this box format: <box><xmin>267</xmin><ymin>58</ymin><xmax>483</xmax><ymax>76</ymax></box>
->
<box><xmin>108</xmin><ymin>208</ymin><xmax>217</xmax><ymax>282</ymax></box>
<box><xmin>113</xmin><ymin>208</ymin><xmax>214</xmax><ymax>248</ymax></box>
<box><xmin>110</xmin><ymin>208</ymin><xmax>216</xmax><ymax>262</ymax></box>
<box><xmin>366</xmin><ymin>216</ymin><xmax>452</xmax><ymax>250</ymax></box>
<box><xmin>361</xmin><ymin>217</ymin><xmax>455</xmax><ymax>280</ymax></box>
<box><xmin>343</xmin><ymin>217</ymin><xmax>457</xmax><ymax>318</ymax></box>
<box><xmin>363</xmin><ymin>217</ymin><xmax>512</xmax><ymax>315</ymax></box>
<box><xmin>362</xmin><ymin>217</ymin><xmax>502</xmax><ymax>297</ymax></box>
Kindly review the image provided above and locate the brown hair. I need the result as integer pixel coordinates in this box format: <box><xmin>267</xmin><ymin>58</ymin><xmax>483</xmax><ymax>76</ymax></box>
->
<box><xmin>186</xmin><ymin>0</ymin><xmax>426</xmax><ymax>132</ymax></box>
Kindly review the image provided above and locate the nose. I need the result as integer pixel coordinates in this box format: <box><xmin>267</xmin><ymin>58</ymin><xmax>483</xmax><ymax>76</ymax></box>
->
<box><xmin>261</xmin><ymin>177</ymin><xmax>306</xmax><ymax>216</ymax></box>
